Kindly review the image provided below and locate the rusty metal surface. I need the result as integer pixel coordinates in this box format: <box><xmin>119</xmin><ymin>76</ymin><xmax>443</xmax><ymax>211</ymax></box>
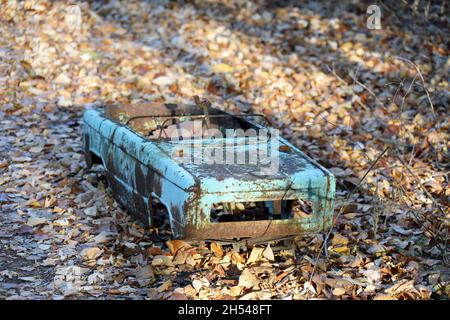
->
<box><xmin>82</xmin><ymin>102</ymin><xmax>335</xmax><ymax>241</ymax></box>
<box><xmin>185</xmin><ymin>219</ymin><xmax>314</xmax><ymax>241</ymax></box>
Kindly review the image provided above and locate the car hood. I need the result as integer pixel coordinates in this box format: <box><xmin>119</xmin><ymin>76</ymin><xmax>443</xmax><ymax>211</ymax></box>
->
<box><xmin>156</xmin><ymin>139</ymin><xmax>330</xmax><ymax>193</ymax></box>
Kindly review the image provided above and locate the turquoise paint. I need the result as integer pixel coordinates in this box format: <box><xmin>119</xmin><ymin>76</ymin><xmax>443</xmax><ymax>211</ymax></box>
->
<box><xmin>83</xmin><ymin>108</ymin><xmax>335</xmax><ymax>239</ymax></box>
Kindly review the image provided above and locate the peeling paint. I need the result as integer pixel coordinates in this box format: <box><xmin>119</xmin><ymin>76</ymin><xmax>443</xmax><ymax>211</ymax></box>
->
<box><xmin>83</xmin><ymin>103</ymin><xmax>335</xmax><ymax>240</ymax></box>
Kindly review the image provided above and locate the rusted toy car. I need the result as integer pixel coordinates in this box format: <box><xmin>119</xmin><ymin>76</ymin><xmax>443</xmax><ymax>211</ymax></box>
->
<box><xmin>82</xmin><ymin>100</ymin><xmax>335</xmax><ymax>241</ymax></box>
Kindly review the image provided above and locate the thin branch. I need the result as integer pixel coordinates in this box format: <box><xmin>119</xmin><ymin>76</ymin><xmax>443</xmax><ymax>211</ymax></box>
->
<box><xmin>393</xmin><ymin>152</ymin><xmax>445</xmax><ymax>216</ymax></box>
<box><xmin>308</xmin><ymin>146</ymin><xmax>390</xmax><ymax>283</ymax></box>
<box><xmin>392</xmin><ymin>56</ymin><xmax>436</xmax><ymax>117</ymax></box>
<box><xmin>349</xmin><ymin>69</ymin><xmax>383</xmax><ymax>105</ymax></box>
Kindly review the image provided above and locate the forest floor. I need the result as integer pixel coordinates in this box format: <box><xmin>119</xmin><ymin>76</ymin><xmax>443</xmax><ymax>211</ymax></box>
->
<box><xmin>0</xmin><ymin>0</ymin><xmax>448</xmax><ymax>300</ymax></box>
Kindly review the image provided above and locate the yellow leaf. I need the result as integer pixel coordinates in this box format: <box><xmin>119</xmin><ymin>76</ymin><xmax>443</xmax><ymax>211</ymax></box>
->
<box><xmin>211</xmin><ymin>63</ymin><xmax>234</xmax><ymax>73</ymax></box>
<box><xmin>210</xmin><ymin>242</ymin><xmax>223</xmax><ymax>258</ymax></box>
<box><xmin>26</xmin><ymin>199</ymin><xmax>42</xmax><ymax>208</ymax></box>
<box><xmin>332</xmin><ymin>233</ymin><xmax>349</xmax><ymax>246</ymax></box>
<box><xmin>331</xmin><ymin>246</ymin><xmax>350</xmax><ymax>254</ymax></box>
<box><xmin>158</xmin><ymin>280</ymin><xmax>172</xmax><ymax>293</ymax></box>
<box><xmin>231</xmin><ymin>252</ymin><xmax>245</xmax><ymax>264</ymax></box>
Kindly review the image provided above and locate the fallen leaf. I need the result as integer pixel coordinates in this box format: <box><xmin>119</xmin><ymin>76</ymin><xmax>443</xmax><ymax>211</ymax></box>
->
<box><xmin>93</xmin><ymin>231</ymin><xmax>116</xmax><ymax>244</ymax></box>
<box><xmin>169</xmin><ymin>292</ymin><xmax>188</xmax><ymax>300</ymax></box>
<box><xmin>44</xmin><ymin>195</ymin><xmax>56</xmax><ymax>208</ymax></box>
<box><xmin>166</xmin><ymin>240</ymin><xmax>190</xmax><ymax>255</ymax></box>
<box><xmin>158</xmin><ymin>280</ymin><xmax>172</xmax><ymax>292</ymax></box>
<box><xmin>391</xmin><ymin>225</ymin><xmax>413</xmax><ymax>235</ymax></box>
<box><xmin>173</xmin><ymin>248</ymin><xmax>192</xmax><ymax>265</ymax></box>
<box><xmin>147</xmin><ymin>246</ymin><xmax>164</xmax><ymax>256</ymax></box>
<box><xmin>192</xmin><ymin>279</ymin><xmax>203</xmax><ymax>292</ymax></box>
<box><xmin>231</xmin><ymin>252</ymin><xmax>246</xmax><ymax>264</ymax></box>
<box><xmin>0</xmin><ymin>160</ymin><xmax>8</xmax><ymax>168</ymax></box>
<box><xmin>210</xmin><ymin>242</ymin><xmax>223</xmax><ymax>258</ymax></box>
<box><xmin>84</xmin><ymin>206</ymin><xmax>97</xmax><ymax>217</ymax></box>
<box><xmin>211</xmin><ymin>63</ymin><xmax>234</xmax><ymax>73</ymax></box>
<box><xmin>331</xmin><ymin>246</ymin><xmax>350</xmax><ymax>254</ymax></box>
<box><xmin>332</xmin><ymin>287</ymin><xmax>347</xmax><ymax>296</ymax></box>
<box><xmin>262</xmin><ymin>244</ymin><xmax>274</xmax><ymax>261</ymax></box>
<box><xmin>26</xmin><ymin>199</ymin><xmax>41</xmax><ymax>208</ymax></box>
<box><xmin>81</xmin><ymin>247</ymin><xmax>103</xmax><ymax>260</ymax></box>
<box><xmin>332</xmin><ymin>233</ymin><xmax>349</xmax><ymax>246</ymax></box>
<box><xmin>239</xmin><ymin>291</ymin><xmax>273</xmax><ymax>300</ymax></box>
<box><xmin>374</xmin><ymin>293</ymin><xmax>397</xmax><ymax>300</ymax></box>
<box><xmin>247</xmin><ymin>247</ymin><xmax>263</xmax><ymax>264</ymax></box>
<box><xmin>385</xmin><ymin>279</ymin><xmax>415</xmax><ymax>296</ymax></box>
<box><xmin>153</xmin><ymin>76</ymin><xmax>173</xmax><ymax>87</ymax></box>
<box><xmin>0</xmin><ymin>193</ymin><xmax>8</xmax><ymax>202</ymax></box>
<box><xmin>26</xmin><ymin>217</ymin><xmax>47</xmax><ymax>227</ymax></box>
<box><xmin>135</xmin><ymin>265</ymin><xmax>155</xmax><ymax>287</ymax></box>
<box><xmin>238</xmin><ymin>269</ymin><xmax>259</xmax><ymax>289</ymax></box>
<box><xmin>367</xmin><ymin>243</ymin><xmax>387</xmax><ymax>255</ymax></box>
<box><xmin>152</xmin><ymin>255</ymin><xmax>173</xmax><ymax>266</ymax></box>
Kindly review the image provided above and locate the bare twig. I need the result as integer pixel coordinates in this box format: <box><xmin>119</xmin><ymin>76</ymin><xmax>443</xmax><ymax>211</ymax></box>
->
<box><xmin>399</xmin><ymin>73</ymin><xmax>419</xmax><ymax>114</ymax></box>
<box><xmin>392</xmin><ymin>56</ymin><xmax>436</xmax><ymax>117</ymax></box>
<box><xmin>325</xmin><ymin>64</ymin><xmax>347</xmax><ymax>86</ymax></box>
<box><xmin>308</xmin><ymin>146</ymin><xmax>390</xmax><ymax>283</ymax></box>
<box><xmin>393</xmin><ymin>152</ymin><xmax>445</xmax><ymax>216</ymax></box>
<box><xmin>349</xmin><ymin>69</ymin><xmax>383</xmax><ymax>105</ymax></box>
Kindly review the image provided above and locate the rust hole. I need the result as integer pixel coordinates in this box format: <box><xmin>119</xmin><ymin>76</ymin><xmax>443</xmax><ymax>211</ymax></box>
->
<box><xmin>149</xmin><ymin>197</ymin><xmax>170</xmax><ymax>229</ymax></box>
<box><xmin>210</xmin><ymin>199</ymin><xmax>314</xmax><ymax>223</ymax></box>
<box><xmin>291</xmin><ymin>199</ymin><xmax>314</xmax><ymax>218</ymax></box>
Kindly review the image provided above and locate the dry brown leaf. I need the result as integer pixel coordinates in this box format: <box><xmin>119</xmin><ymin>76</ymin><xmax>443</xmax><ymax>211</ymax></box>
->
<box><xmin>26</xmin><ymin>217</ymin><xmax>47</xmax><ymax>227</ymax></box>
<box><xmin>147</xmin><ymin>246</ymin><xmax>164</xmax><ymax>256</ymax></box>
<box><xmin>385</xmin><ymin>279</ymin><xmax>415</xmax><ymax>296</ymax></box>
<box><xmin>152</xmin><ymin>255</ymin><xmax>173</xmax><ymax>267</ymax></box>
<box><xmin>169</xmin><ymin>292</ymin><xmax>188</xmax><ymax>300</ymax></box>
<box><xmin>239</xmin><ymin>291</ymin><xmax>273</xmax><ymax>300</ymax></box>
<box><xmin>158</xmin><ymin>280</ymin><xmax>172</xmax><ymax>293</ymax></box>
<box><xmin>332</xmin><ymin>233</ymin><xmax>349</xmax><ymax>246</ymax></box>
<box><xmin>210</xmin><ymin>242</ymin><xmax>223</xmax><ymax>258</ymax></box>
<box><xmin>135</xmin><ymin>265</ymin><xmax>155</xmax><ymax>287</ymax></box>
<box><xmin>173</xmin><ymin>248</ymin><xmax>194</xmax><ymax>265</ymax></box>
<box><xmin>228</xmin><ymin>286</ymin><xmax>243</xmax><ymax>297</ymax></box>
<box><xmin>44</xmin><ymin>195</ymin><xmax>56</xmax><ymax>208</ymax></box>
<box><xmin>0</xmin><ymin>160</ymin><xmax>8</xmax><ymax>168</ymax></box>
<box><xmin>247</xmin><ymin>247</ymin><xmax>263</xmax><ymax>264</ymax></box>
<box><xmin>26</xmin><ymin>199</ymin><xmax>41</xmax><ymax>208</ymax></box>
<box><xmin>231</xmin><ymin>252</ymin><xmax>246</xmax><ymax>264</ymax></box>
<box><xmin>238</xmin><ymin>269</ymin><xmax>260</xmax><ymax>289</ymax></box>
<box><xmin>166</xmin><ymin>240</ymin><xmax>190</xmax><ymax>255</ymax></box>
<box><xmin>374</xmin><ymin>293</ymin><xmax>398</xmax><ymax>300</ymax></box>
<box><xmin>332</xmin><ymin>287</ymin><xmax>347</xmax><ymax>296</ymax></box>
<box><xmin>81</xmin><ymin>247</ymin><xmax>103</xmax><ymax>260</ymax></box>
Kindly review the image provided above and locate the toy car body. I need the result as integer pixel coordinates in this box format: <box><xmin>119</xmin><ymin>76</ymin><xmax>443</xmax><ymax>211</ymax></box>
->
<box><xmin>82</xmin><ymin>102</ymin><xmax>335</xmax><ymax>241</ymax></box>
